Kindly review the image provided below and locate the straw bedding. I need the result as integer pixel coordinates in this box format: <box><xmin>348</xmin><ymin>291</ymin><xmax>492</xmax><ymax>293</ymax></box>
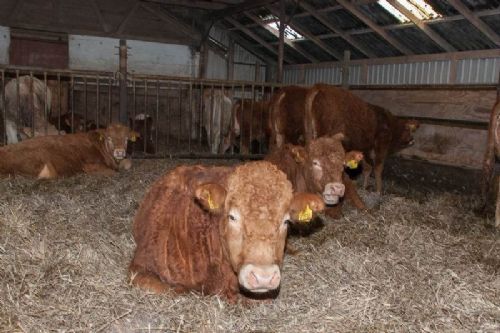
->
<box><xmin>0</xmin><ymin>159</ymin><xmax>498</xmax><ymax>332</ymax></box>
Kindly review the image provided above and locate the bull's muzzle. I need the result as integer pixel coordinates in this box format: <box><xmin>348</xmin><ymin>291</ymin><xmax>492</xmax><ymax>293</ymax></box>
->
<box><xmin>322</xmin><ymin>182</ymin><xmax>346</xmax><ymax>205</ymax></box>
<box><xmin>238</xmin><ymin>264</ymin><xmax>281</xmax><ymax>293</ymax></box>
<box><xmin>113</xmin><ymin>149</ymin><xmax>126</xmax><ymax>160</ymax></box>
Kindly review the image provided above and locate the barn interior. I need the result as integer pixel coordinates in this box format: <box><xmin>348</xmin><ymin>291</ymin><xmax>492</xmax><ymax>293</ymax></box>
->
<box><xmin>0</xmin><ymin>0</ymin><xmax>499</xmax><ymax>331</ymax></box>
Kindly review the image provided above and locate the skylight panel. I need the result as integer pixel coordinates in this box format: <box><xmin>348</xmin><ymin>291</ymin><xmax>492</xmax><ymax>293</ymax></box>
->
<box><xmin>377</xmin><ymin>0</ymin><xmax>442</xmax><ymax>23</ymax></box>
<box><xmin>260</xmin><ymin>14</ymin><xmax>303</xmax><ymax>41</ymax></box>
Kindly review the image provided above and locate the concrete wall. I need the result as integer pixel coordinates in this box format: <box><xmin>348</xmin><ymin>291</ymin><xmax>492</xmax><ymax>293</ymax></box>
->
<box><xmin>69</xmin><ymin>35</ymin><xmax>119</xmax><ymax>72</ymax></box>
<box><xmin>0</xmin><ymin>26</ymin><xmax>10</xmax><ymax>64</ymax></box>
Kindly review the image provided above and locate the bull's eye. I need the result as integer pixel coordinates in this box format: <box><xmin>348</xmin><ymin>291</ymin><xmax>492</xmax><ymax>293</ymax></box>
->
<box><xmin>282</xmin><ymin>213</ymin><xmax>290</xmax><ymax>229</ymax></box>
<box><xmin>312</xmin><ymin>159</ymin><xmax>320</xmax><ymax>167</ymax></box>
<box><xmin>229</xmin><ymin>214</ymin><xmax>236</xmax><ymax>221</ymax></box>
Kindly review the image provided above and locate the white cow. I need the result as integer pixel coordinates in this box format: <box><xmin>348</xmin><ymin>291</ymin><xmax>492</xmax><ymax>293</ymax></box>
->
<box><xmin>200</xmin><ymin>89</ymin><xmax>232</xmax><ymax>154</ymax></box>
<box><xmin>1</xmin><ymin>76</ymin><xmax>56</xmax><ymax>144</ymax></box>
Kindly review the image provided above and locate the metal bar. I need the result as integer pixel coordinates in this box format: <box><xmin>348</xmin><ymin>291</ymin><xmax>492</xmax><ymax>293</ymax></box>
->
<box><xmin>178</xmin><ymin>83</ymin><xmax>182</xmax><ymax>148</ymax></box>
<box><xmin>249</xmin><ymin>84</ymin><xmax>255</xmax><ymax>154</ymax></box>
<box><xmin>218</xmin><ymin>85</ymin><xmax>224</xmax><ymax>154</ymax></box>
<box><xmin>239</xmin><ymin>84</ymin><xmax>244</xmax><ymax>153</ymax></box>
<box><xmin>16</xmin><ymin>70</ymin><xmax>20</xmax><ymax>139</ymax></box>
<box><xmin>144</xmin><ymin>78</ymin><xmax>148</xmax><ymax>153</ymax></box>
<box><xmin>84</xmin><ymin>76</ymin><xmax>88</xmax><ymax>131</ymax></box>
<box><xmin>29</xmin><ymin>72</ymin><xmax>34</xmax><ymax>138</ymax></box>
<box><xmin>70</xmin><ymin>75</ymin><xmax>74</xmax><ymax>133</ymax></box>
<box><xmin>107</xmin><ymin>76</ymin><xmax>112</xmax><ymax>125</ymax></box>
<box><xmin>119</xmin><ymin>39</ymin><xmax>128</xmax><ymax>124</ymax></box>
<box><xmin>43</xmin><ymin>72</ymin><xmax>48</xmax><ymax>135</ymax></box>
<box><xmin>198</xmin><ymin>83</ymin><xmax>203</xmax><ymax>149</ymax></box>
<box><xmin>155</xmin><ymin>80</ymin><xmax>159</xmax><ymax>156</ymax></box>
<box><xmin>209</xmin><ymin>85</ymin><xmax>214</xmax><ymax>153</ymax></box>
<box><xmin>1</xmin><ymin>70</ymin><xmax>5</xmax><ymax>144</ymax></box>
<box><xmin>57</xmin><ymin>73</ymin><xmax>61</xmax><ymax>134</ymax></box>
<box><xmin>132</xmin><ymin>79</ymin><xmax>137</xmax><ymax>154</ymax></box>
<box><xmin>96</xmin><ymin>75</ymin><xmax>100</xmax><ymax>129</ymax></box>
<box><xmin>188</xmin><ymin>81</ymin><xmax>192</xmax><ymax>153</ymax></box>
<box><xmin>230</xmin><ymin>83</ymin><xmax>235</xmax><ymax>155</ymax></box>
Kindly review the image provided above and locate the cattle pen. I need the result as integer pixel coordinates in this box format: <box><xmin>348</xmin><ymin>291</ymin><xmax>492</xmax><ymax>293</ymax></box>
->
<box><xmin>1</xmin><ymin>0</ymin><xmax>500</xmax><ymax>332</ymax></box>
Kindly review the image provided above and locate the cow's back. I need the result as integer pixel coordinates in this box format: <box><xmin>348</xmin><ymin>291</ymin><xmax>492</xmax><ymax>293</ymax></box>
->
<box><xmin>270</xmin><ymin>86</ymin><xmax>309</xmax><ymax>147</ymax></box>
<box><xmin>265</xmin><ymin>146</ymin><xmax>307</xmax><ymax>192</ymax></box>
<box><xmin>131</xmin><ymin>165</ymin><xmax>237</xmax><ymax>294</ymax></box>
<box><xmin>305</xmin><ymin>84</ymin><xmax>377</xmax><ymax>152</ymax></box>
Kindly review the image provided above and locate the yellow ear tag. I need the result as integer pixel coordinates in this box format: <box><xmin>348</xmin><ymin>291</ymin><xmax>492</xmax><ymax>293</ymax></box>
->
<box><xmin>298</xmin><ymin>205</ymin><xmax>313</xmax><ymax>222</ymax></box>
<box><xmin>130</xmin><ymin>134</ymin><xmax>136</xmax><ymax>142</ymax></box>
<box><xmin>207</xmin><ymin>192</ymin><xmax>218</xmax><ymax>210</ymax></box>
<box><xmin>99</xmin><ymin>134</ymin><xmax>104</xmax><ymax>141</ymax></box>
<box><xmin>346</xmin><ymin>160</ymin><xmax>359</xmax><ymax>169</ymax></box>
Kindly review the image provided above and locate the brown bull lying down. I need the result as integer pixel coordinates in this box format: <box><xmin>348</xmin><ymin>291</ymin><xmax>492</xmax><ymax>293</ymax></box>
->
<box><xmin>129</xmin><ymin>161</ymin><xmax>324</xmax><ymax>302</ymax></box>
<box><xmin>0</xmin><ymin>123</ymin><xmax>138</xmax><ymax>179</ymax></box>
<box><xmin>266</xmin><ymin>134</ymin><xmax>365</xmax><ymax>219</ymax></box>
<box><xmin>304</xmin><ymin>84</ymin><xmax>419</xmax><ymax>194</ymax></box>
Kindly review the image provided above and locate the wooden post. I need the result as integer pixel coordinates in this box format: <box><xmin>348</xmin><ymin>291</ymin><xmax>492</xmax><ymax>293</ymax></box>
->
<box><xmin>277</xmin><ymin>0</ymin><xmax>285</xmax><ymax>83</ymax></box>
<box><xmin>342</xmin><ymin>50</ymin><xmax>351</xmax><ymax>88</ymax></box>
<box><xmin>449</xmin><ymin>55</ymin><xmax>458</xmax><ymax>84</ymax></box>
<box><xmin>119</xmin><ymin>39</ymin><xmax>128</xmax><ymax>124</ymax></box>
<box><xmin>227</xmin><ymin>38</ymin><xmax>234</xmax><ymax>81</ymax></box>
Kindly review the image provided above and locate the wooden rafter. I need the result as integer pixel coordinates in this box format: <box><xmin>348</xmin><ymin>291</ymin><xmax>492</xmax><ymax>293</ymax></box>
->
<box><xmin>142</xmin><ymin>0</ymin><xmax>226</xmax><ymax>10</ymax></box>
<box><xmin>447</xmin><ymin>0</ymin><xmax>500</xmax><ymax>46</ymax></box>
<box><xmin>299</xmin><ymin>1</ymin><xmax>375</xmax><ymax>58</ymax></box>
<box><xmin>386</xmin><ymin>0</ymin><xmax>455</xmax><ymax>52</ymax></box>
<box><xmin>244</xmin><ymin>12</ymin><xmax>318</xmax><ymax>63</ymax></box>
<box><xmin>335</xmin><ymin>0</ymin><xmax>413</xmax><ymax>55</ymax></box>
<box><xmin>9</xmin><ymin>0</ymin><xmax>24</xmax><ymax>24</ymax></box>
<box><xmin>90</xmin><ymin>0</ymin><xmax>110</xmax><ymax>33</ymax></box>
<box><xmin>267</xmin><ymin>6</ymin><xmax>342</xmax><ymax>60</ymax></box>
<box><xmin>226</xmin><ymin>17</ymin><xmax>294</xmax><ymax>64</ymax></box>
<box><xmin>142</xmin><ymin>3</ymin><xmax>202</xmax><ymax>40</ymax></box>
<box><xmin>116</xmin><ymin>1</ymin><xmax>142</xmax><ymax>34</ymax></box>
<box><xmin>213</xmin><ymin>0</ymin><xmax>278</xmax><ymax>21</ymax></box>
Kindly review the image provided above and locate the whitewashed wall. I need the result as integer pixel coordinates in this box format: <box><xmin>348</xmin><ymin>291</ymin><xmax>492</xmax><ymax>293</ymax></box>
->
<box><xmin>69</xmin><ymin>35</ymin><xmax>198</xmax><ymax>76</ymax></box>
<box><xmin>0</xmin><ymin>26</ymin><xmax>10</xmax><ymax>65</ymax></box>
<box><xmin>69</xmin><ymin>35</ymin><xmax>119</xmax><ymax>72</ymax></box>
<box><xmin>127</xmin><ymin>40</ymin><xmax>197</xmax><ymax>76</ymax></box>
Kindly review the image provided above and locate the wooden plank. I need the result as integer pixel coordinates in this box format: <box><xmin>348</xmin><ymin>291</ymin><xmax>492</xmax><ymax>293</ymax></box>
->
<box><xmin>144</xmin><ymin>0</ymin><xmax>226</xmax><ymax>10</ymax></box>
<box><xmin>335</xmin><ymin>0</ymin><xmax>413</xmax><ymax>55</ymax></box>
<box><xmin>267</xmin><ymin>6</ymin><xmax>342</xmax><ymax>60</ymax></box>
<box><xmin>244</xmin><ymin>12</ymin><xmax>318</xmax><ymax>63</ymax></box>
<box><xmin>447</xmin><ymin>0</ymin><xmax>500</xmax><ymax>46</ymax></box>
<box><xmin>299</xmin><ymin>1</ymin><xmax>376</xmax><ymax>58</ymax></box>
<box><xmin>213</xmin><ymin>0</ymin><xmax>278</xmax><ymax>21</ymax></box>
<box><xmin>386</xmin><ymin>0</ymin><xmax>456</xmax><ymax>52</ymax></box>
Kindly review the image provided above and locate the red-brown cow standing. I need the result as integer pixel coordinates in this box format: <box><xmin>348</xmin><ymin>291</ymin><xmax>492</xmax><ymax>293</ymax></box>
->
<box><xmin>0</xmin><ymin>123</ymin><xmax>138</xmax><ymax>179</ymax></box>
<box><xmin>481</xmin><ymin>100</ymin><xmax>500</xmax><ymax>229</ymax></box>
<box><xmin>305</xmin><ymin>84</ymin><xmax>419</xmax><ymax>194</ymax></box>
<box><xmin>269</xmin><ymin>86</ymin><xmax>309</xmax><ymax>149</ymax></box>
<box><xmin>266</xmin><ymin>135</ymin><xmax>365</xmax><ymax>219</ymax></box>
<box><xmin>129</xmin><ymin>161</ymin><xmax>325</xmax><ymax>302</ymax></box>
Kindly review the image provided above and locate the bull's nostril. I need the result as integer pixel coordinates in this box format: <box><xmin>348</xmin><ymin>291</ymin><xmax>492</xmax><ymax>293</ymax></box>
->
<box><xmin>250</xmin><ymin>271</ymin><xmax>259</xmax><ymax>287</ymax></box>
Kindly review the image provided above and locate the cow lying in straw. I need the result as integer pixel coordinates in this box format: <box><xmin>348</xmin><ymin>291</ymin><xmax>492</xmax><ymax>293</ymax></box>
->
<box><xmin>0</xmin><ymin>123</ymin><xmax>138</xmax><ymax>179</ymax></box>
<box><xmin>266</xmin><ymin>134</ymin><xmax>365</xmax><ymax>219</ymax></box>
<box><xmin>129</xmin><ymin>161</ymin><xmax>324</xmax><ymax>302</ymax></box>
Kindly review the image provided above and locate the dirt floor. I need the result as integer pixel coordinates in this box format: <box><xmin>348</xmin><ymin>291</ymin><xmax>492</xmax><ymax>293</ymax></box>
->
<box><xmin>0</xmin><ymin>159</ymin><xmax>499</xmax><ymax>332</ymax></box>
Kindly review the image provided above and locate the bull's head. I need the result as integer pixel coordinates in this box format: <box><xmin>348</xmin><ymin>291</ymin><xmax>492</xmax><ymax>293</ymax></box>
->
<box><xmin>293</xmin><ymin>134</ymin><xmax>361</xmax><ymax>206</ymax></box>
<box><xmin>99</xmin><ymin>123</ymin><xmax>139</xmax><ymax>160</ymax></box>
<box><xmin>195</xmin><ymin>161</ymin><xmax>324</xmax><ymax>295</ymax></box>
<box><xmin>397</xmin><ymin>119</ymin><xmax>420</xmax><ymax>149</ymax></box>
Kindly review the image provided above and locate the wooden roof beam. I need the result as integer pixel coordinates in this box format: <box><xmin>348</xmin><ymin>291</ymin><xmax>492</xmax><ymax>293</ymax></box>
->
<box><xmin>116</xmin><ymin>1</ymin><xmax>142</xmax><ymax>34</ymax></box>
<box><xmin>213</xmin><ymin>0</ymin><xmax>278</xmax><ymax>21</ymax></box>
<box><xmin>386</xmin><ymin>0</ymin><xmax>455</xmax><ymax>52</ymax></box>
<box><xmin>225</xmin><ymin>17</ymin><xmax>294</xmax><ymax>64</ymax></box>
<box><xmin>266</xmin><ymin>6</ymin><xmax>342</xmax><ymax>60</ymax></box>
<box><xmin>335</xmin><ymin>0</ymin><xmax>413</xmax><ymax>55</ymax></box>
<box><xmin>447</xmin><ymin>0</ymin><xmax>500</xmax><ymax>46</ymax></box>
<box><xmin>142</xmin><ymin>0</ymin><xmax>226</xmax><ymax>10</ymax></box>
<box><xmin>244</xmin><ymin>12</ymin><xmax>319</xmax><ymax>63</ymax></box>
<box><xmin>142</xmin><ymin>3</ymin><xmax>202</xmax><ymax>41</ymax></box>
<box><xmin>90</xmin><ymin>0</ymin><xmax>110</xmax><ymax>33</ymax></box>
<box><xmin>299</xmin><ymin>1</ymin><xmax>376</xmax><ymax>58</ymax></box>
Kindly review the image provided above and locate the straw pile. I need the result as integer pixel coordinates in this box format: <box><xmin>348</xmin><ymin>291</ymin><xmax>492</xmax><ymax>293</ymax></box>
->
<box><xmin>0</xmin><ymin>159</ymin><xmax>498</xmax><ymax>332</ymax></box>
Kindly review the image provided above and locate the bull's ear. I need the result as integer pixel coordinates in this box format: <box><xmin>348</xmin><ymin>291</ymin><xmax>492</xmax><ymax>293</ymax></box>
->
<box><xmin>195</xmin><ymin>183</ymin><xmax>227</xmax><ymax>214</ymax></box>
<box><xmin>129</xmin><ymin>130</ymin><xmax>140</xmax><ymax>142</ymax></box>
<box><xmin>93</xmin><ymin>128</ymin><xmax>106</xmax><ymax>141</ymax></box>
<box><xmin>344</xmin><ymin>150</ymin><xmax>364</xmax><ymax>169</ymax></box>
<box><xmin>288</xmin><ymin>192</ymin><xmax>325</xmax><ymax>223</ymax></box>
<box><xmin>332</xmin><ymin>132</ymin><xmax>345</xmax><ymax>141</ymax></box>
<box><xmin>290</xmin><ymin>146</ymin><xmax>307</xmax><ymax>164</ymax></box>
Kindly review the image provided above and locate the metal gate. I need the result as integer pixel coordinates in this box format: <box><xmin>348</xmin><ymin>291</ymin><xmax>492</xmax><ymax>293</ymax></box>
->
<box><xmin>0</xmin><ymin>66</ymin><xmax>284</xmax><ymax>159</ymax></box>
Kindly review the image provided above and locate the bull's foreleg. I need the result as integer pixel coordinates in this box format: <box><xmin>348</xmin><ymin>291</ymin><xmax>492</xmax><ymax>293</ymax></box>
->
<box><xmin>129</xmin><ymin>264</ymin><xmax>171</xmax><ymax>294</ymax></box>
<box><xmin>343</xmin><ymin>174</ymin><xmax>366</xmax><ymax>210</ymax></box>
<box><xmin>82</xmin><ymin>163</ymin><xmax>117</xmax><ymax>176</ymax></box>
<box><xmin>374</xmin><ymin>161</ymin><xmax>385</xmax><ymax>195</ymax></box>
<box><xmin>5</xmin><ymin>120</ymin><xmax>19</xmax><ymax>144</ymax></box>
<box><xmin>362</xmin><ymin>161</ymin><xmax>372</xmax><ymax>189</ymax></box>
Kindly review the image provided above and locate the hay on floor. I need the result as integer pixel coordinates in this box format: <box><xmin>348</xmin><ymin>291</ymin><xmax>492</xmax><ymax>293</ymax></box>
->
<box><xmin>0</xmin><ymin>159</ymin><xmax>498</xmax><ymax>332</ymax></box>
